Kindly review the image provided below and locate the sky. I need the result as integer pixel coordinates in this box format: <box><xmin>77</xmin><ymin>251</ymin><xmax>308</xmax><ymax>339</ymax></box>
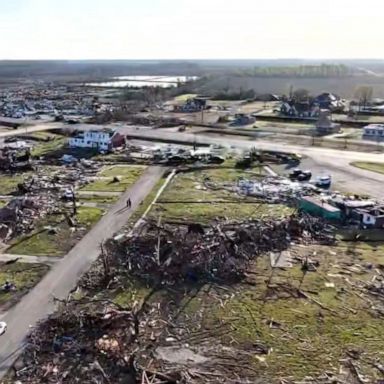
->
<box><xmin>0</xmin><ymin>0</ymin><xmax>383</xmax><ymax>60</ymax></box>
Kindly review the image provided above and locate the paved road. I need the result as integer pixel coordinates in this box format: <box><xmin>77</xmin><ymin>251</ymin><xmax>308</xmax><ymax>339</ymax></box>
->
<box><xmin>0</xmin><ymin>165</ymin><xmax>165</xmax><ymax>379</ymax></box>
<box><xmin>120</xmin><ymin>126</ymin><xmax>384</xmax><ymax>200</ymax></box>
<box><xmin>0</xmin><ymin>122</ymin><xmax>63</xmax><ymax>139</ymax></box>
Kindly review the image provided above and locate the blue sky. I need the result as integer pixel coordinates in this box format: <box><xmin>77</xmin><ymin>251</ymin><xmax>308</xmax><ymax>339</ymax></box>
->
<box><xmin>0</xmin><ymin>0</ymin><xmax>383</xmax><ymax>59</ymax></box>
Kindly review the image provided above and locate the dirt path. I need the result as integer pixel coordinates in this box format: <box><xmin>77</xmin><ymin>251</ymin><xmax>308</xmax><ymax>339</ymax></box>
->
<box><xmin>0</xmin><ymin>165</ymin><xmax>166</xmax><ymax>379</ymax></box>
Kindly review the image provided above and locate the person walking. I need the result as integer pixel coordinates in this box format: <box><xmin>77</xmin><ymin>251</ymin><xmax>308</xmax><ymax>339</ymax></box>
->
<box><xmin>126</xmin><ymin>198</ymin><xmax>132</xmax><ymax>208</ymax></box>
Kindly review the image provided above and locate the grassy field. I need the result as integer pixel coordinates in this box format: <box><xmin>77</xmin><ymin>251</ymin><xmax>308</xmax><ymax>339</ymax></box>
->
<box><xmin>351</xmin><ymin>161</ymin><xmax>384</xmax><ymax>174</ymax></box>
<box><xmin>81</xmin><ymin>165</ymin><xmax>146</xmax><ymax>192</ymax></box>
<box><xmin>78</xmin><ymin>194</ymin><xmax>119</xmax><ymax>205</ymax></box>
<box><xmin>149</xmin><ymin>202</ymin><xmax>292</xmax><ymax>224</ymax></box>
<box><xmin>0</xmin><ymin>262</ymin><xmax>49</xmax><ymax>308</ymax></box>
<box><xmin>8</xmin><ymin>207</ymin><xmax>104</xmax><ymax>256</ymax></box>
<box><xmin>166</xmin><ymin>242</ymin><xmax>384</xmax><ymax>382</ymax></box>
<box><xmin>31</xmin><ymin>136</ymin><xmax>67</xmax><ymax>157</ymax></box>
<box><xmin>174</xmin><ymin>93</ymin><xmax>198</xmax><ymax>102</ymax></box>
<box><xmin>0</xmin><ymin>173</ymin><xmax>30</xmax><ymax>195</ymax></box>
<box><xmin>148</xmin><ymin>167</ymin><xmax>293</xmax><ymax>223</ymax></box>
<box><xmin>159</xmin><ymin>167</ymin><xmax>265</xmax><ymax>203</ymax></box>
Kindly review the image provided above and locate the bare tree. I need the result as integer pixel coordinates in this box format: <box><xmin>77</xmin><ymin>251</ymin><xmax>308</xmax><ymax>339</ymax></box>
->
<box><xmin>354</xmin><ymin>86</ymin><xmax>373</xmax><ymax>112</ymax></box>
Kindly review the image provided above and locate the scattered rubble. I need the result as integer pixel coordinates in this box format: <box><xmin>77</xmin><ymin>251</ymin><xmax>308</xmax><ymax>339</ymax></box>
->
<box><xmin>8</xmin><ymin>213</ymin><xmax>336</xmax><ymax>384</ymax></box>
<box><xmin>102</xmin><ymin>214</ymin><xmax>334</xmax><ymax>286</ymax></box>
<box><xmin>0</xmin><ymin>164</ymin><xmax>101</xmax><ymax>241</ymax></box>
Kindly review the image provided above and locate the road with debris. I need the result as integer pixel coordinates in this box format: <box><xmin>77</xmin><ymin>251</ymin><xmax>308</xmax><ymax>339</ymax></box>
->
<box><xmin>119</xmin><ymin>126</ymin><xmax>384</xmax><ymax>199</ymax></box>
<box><xmin>0</xmin><ymin>165</ymin><xmax>166</xmax><ymax>379</ymax></box>
<box><xmin>2</xmin><ymin>121</ymin><xmax>384</xmax><ymax>197</ymax></box>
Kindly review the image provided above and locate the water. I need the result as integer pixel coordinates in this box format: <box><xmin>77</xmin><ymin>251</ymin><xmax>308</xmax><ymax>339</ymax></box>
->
<box><xmin>86</xmin><ymin>75</ymin><xmax>198</xmax><ymax>88</ymax></box>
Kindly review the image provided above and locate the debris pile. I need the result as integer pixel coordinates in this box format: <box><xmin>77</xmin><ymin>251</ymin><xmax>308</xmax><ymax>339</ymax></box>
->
<box><xmin>204</xmin><ymin>175</ymin><xmax>317</xmax><ymax>203</ymax></box>
<box><xmin>106</xmin><ymin>214</ymin><xmax>334</xmax><ymax>286</ymax></box>
<box><xmin>9</xmin><ymin>214</ymin><xmax>337</xmax><ymax>384</ymax></box>
<box><xmin>0</xmin><ymin>165</ymin><xmax>100</xmax><ymax>241</ymax></box>
<box><xmin>15</xmin><ymin>302</ymin><xmax>184</xmax><ymax>384</ymax></box>
<box><xmin>0</xmin><ymin>196</ymin><xmax>57</xmax><ymax>241</ymax></box>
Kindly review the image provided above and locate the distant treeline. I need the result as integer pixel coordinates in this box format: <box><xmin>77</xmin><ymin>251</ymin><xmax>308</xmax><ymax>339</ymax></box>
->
<box><xmin>236</xmin><ymin>64</ymin><xmax>353</xmax><ymax>78</ymax></box>
<box><xmin>213</xmin><ymin>89</ymin><xmax>256</xmax><ymax>100</ymax></box>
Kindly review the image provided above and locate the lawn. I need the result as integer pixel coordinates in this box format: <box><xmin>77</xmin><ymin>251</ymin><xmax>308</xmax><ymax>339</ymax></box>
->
<box><xmin>351</xmin><ymin>161</ymin><xmax>384</xmax><ymax>175</ymax></box>
<box><xmin>27</xmin><ymin>131</ymin><xmax>61</xmax><ymax>141</ymax></box>
<box><xmin>0</xmin><ymin>262</ymin><xmax>49</xmax><ymax>308</ymax></box>
<box><xmin>174</xmin><ymin>93</ymin><xmax>198</xmax><ymax>102</ymax></box>
<box><xmin>159</xmin><ymin>167</ymin><xmax>265</xmax><ymax>203</ymax></box>
<box><xmin>31</xmin><ymin>136</ymin><xmax>67</xmax><ymax>157</ymax></box>
<box><xmin>81</xmin><ymin>165</ymin><xmax>146</xmax><ymax>192</ymax></box>
<box><xmin>8</xmin><ymin>207</ymin><xmax>104</xmax><ymax>256</ymax></box>
<box><xmin>78</xmin><ymin>194</ymin><xmax>119</xmax><ymax>205</ymax></box>
<box><xmin>149</xmin><ymin>202</ymin><xmax>293</xmax><ymax>223</ymax></box>
<box><xmin>0</xmin><ymin>173</ymin><xmax>30</xmax><ymax>195</ymax></box>
<box><xmin>172</xmin><ymin>242</ymin><xmax>384</xmax><ymax>382</ymax></box>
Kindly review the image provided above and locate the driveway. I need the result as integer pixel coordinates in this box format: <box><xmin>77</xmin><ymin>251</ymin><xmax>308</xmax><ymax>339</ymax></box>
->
<box><xmin>0</xmin><ymin>165</ymin><xmax>166</xmax><ymax>379</ymax></box>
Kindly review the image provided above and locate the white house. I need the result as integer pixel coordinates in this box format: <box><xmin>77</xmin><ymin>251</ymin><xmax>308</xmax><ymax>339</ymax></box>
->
<box><xmin>68</xmin><ymin>128</ymin><xmax>125</xmax><ymax>152</ymax></box>
<box><xmin>363</xmin><ymin>124</ymin><xmax>384</xmax><ymax>140</ymax></box>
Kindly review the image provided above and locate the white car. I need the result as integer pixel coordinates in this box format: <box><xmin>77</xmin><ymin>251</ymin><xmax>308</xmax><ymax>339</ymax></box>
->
<box><xmin>0</xmin><ymin>321</ymin><xmax>7</xmax><ymax>336</ymax></box>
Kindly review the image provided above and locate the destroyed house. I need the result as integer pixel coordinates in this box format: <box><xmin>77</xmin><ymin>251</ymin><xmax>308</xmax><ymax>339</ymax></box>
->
<box><xmin>299</xmin><ymin>196</ymin><xmax>341</xmax><ymax>221</ymax></box>
<box><xmin>313</xmin><ymin>93</ymin><xmax>345</xmax><ymax>112</ymax></box>
<box><xmin>68</xmin><ymin>129</ymin><xmax>125</xmax><ymax>152</ymax></box>
<box><xmin>356</xmin><ymin>207</ymin><xmax>384</xmax><ymax>228</ymax></box>
<box><xmin>334</xmin><ymin>199</ymin><xmax>375</xmax><ymax>220</ymax></box>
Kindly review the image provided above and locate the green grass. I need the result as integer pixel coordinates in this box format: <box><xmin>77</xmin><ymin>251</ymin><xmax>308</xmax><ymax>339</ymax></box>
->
<box><xmin>31</xmin><ymin>136</ymin><xmax>66</xmax><ymax>157</ymax></box>
<box><xmin>0</xmin><ymin>262</ymin><xmax>49</xmax><ymax>307</ymax></box>
<box><xmin>8</xmin><ymin>207</ymin><xmax>104</xmax><ymax>256</ymax></box>
<box><xmin>78</xmin><ymin>195</ymin><xmax>119</xmax><ymax>205</ymax></box>
<box><xmin>76</xmin><ymin>206</ymin><xmax>104</xmax><ymax>226</ymax></box>
<box><xmin>160</xmin><ymin>168</ymin><xmax>265</xmax><ymax>203</ymax></box>
<box><xmin>175</xmin><ymin>243</ymin><xmax>384</xmax><ymax>382</ymax></box>
<box><xmin>27</xmin><ymin>131</ymin><xmax>61</xmax><ymax>141</ymax></box>
<box><xmin>351</xmin><ymin>161</ymin><xmax>384</xmax><ymax>175</ymax></box>
<box><xmin>99</xmin><ymin>165</ymin><xmax>146</xmax><ymax>177</ymax></box>
<box><xmin>149</xmin><ymin>202</ymin><xmax>293</xmax><ymax>223</ymax></box>
<box><xmin>0</xmin><ymin>173</ymin><xmax>30</xmax><ymax>195</ymax></box>
<box><xmin>174</xmin><ymin>93</ymin><xmax>198</xmax><ymax>102</ymax></box>
<box><xmin>81</xmin><ymin>166</ymin><xmax>146</xmax><ymax>192</ymax></box>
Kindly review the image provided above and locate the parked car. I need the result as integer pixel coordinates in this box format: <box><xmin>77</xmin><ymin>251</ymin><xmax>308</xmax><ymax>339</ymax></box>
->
<box><xmin>316</xmin><ymin>175</ymin><xmax>332</xmax><ymax>188</ymax></box>
<box><xmin>297</xmin><ymin>170</ymin><xmax>312</xmax><ymax>181</ymax></box>
<box><xmin>0</xmin><ymin>321</ymin><xmax>7</xmax><ymax>336</ymax></box>
<box><xmin>290</xmin><ymin>169</ymin><xmax>312</xmax><ymax>181</ymax></box>
<box><xmin>289</xmin><ymin>168</ymin><xmax>303</xmax><ymax>179</ymax></box>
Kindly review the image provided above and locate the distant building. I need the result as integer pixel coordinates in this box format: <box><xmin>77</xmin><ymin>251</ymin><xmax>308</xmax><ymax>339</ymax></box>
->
<box><xmin>315</xmin><ymin>109</ymin><xmax>341</xmax><ymax>135</ymax></box>
<box><xmin>313</xmin><ymin>93</ymin><xmax>345</xmax><ymax>112</ymax></box>
<box><xmin>68</xmin><ymin>128</ymin><xmax>125</xmax><ymax>152</ymax></box>
<box><xmin>363</xmin><ymin>124</ymin><xmax>384</xmax><ymax>141</ymax></box>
